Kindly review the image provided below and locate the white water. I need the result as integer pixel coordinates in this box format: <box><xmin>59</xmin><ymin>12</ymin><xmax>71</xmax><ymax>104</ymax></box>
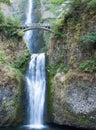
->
<box><xmin>25</xmin><ymin>53</ymin><xmax>46</xmax><ymax>128</ymax></box>
<box><xmin>24</xmin><ymin>0</ymin><xmax>46</xmax><ymax>128</ymax></box>
<box><xmin>24</xmin><ymin>0</ymin><xmax>33</xmax><ymax>51</ymax></box>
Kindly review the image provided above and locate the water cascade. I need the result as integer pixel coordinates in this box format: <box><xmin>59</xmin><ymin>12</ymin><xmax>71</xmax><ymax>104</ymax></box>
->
<box><xmin>24</xmin><ymin>0</ymin><xmax>33</xmax><ymax>52</ymax></box>
<box><xmin>24</xmin><ymin>0</ymin><xmax>46</xmax><ymax>129</ymax></box>
<box><xmin>25</xmin><ymin>53</ymin><xmax>46</xmax><ymax>128</ymax></box>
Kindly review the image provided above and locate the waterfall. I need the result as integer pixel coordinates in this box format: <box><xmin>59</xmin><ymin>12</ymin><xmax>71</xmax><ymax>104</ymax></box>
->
<box><xmin>24</xmin><ymin>0</ymin><xmax>46</xmax><ymax>129</ymax></box>
<box><xmin>24</xmin><ymin>0</ymin><xmax>33</xmax><ymax>52</ymax></box>
<box><xmin>25</xmin><ymin>53</ymin><xmax>46</xmax><ymax>128</ymax></box>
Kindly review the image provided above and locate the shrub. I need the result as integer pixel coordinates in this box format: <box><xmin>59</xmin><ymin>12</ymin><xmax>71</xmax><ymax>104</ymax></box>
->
<box><xmin>78</xmin><ymin>32</ymin><xmax>96</xmax><ymax>52</ymax></box>
<box><xmin>0</xmin><ymin>7</ymin><xmax>5</xmax><ymax>24</ymax></box>
<box><xmin>3</xmin><ymin>17</ymin><xmax>20</xmax><ymax>38</ymax></box>
<box><xmin>79</xmin><ymin>60</ymin><xmax>96</xmax><ymax>73</ymax></box>
<box><xmin>53</xmin><ymin>19</ymin><xmax>66</xmax><ymax>39</ymax></box>
<box><xmin>51</xmin><ymin>0</ymin><xmax>64</xmax><ymax>5</ymax></box>
<box><xmin>48</xmin><ymin>63</ymin><xmax>69</xmax><ymax>76</ymax></box>
<box><xmin>13</xmin><ymin>51</ymin><xmax>30</xmax><ymax>72</ymax></box>
<box><xmin>0</xmin><ymin>7</ymin><xmax>21</xmax><ymax>38</ymax></box>
<box><xmin>0</xmin><ymin>0</ymin><xmax>11</xmax><ymax>5</ymax></box>
<box><xmin>87</xmin><ymin>0</ymin><xmax>96</xmax><ymax>8</ymax></box>
<box><xmin>0</xmin><ymin>49</ymin><xmax>11</xmax><ymax>65</ymax></box>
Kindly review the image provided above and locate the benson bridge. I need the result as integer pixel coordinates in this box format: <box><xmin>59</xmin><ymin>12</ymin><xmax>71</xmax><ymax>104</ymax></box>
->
<box><xmin>0</xmin><ymin>23</ymin><xmax>54</xmax><ymax>33</ymax></box>
<box><xmin>21</xmin><ymin>23</ymin><xmax>54</xmax><ymax>33</ymax></box>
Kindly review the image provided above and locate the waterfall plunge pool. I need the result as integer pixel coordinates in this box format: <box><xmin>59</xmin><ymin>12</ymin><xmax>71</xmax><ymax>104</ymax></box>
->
<box><xmin>0</xmin><ymin>124</ymin><xmax>92</xmax><ymax>130</ymax></box>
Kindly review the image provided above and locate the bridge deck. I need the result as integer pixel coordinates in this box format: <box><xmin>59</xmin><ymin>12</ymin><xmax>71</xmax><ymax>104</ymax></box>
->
<box><xmin>0</xmin><ymin>23</ymin><xmax>54</xmax><ymax>33</ymax></box>
<box><xmin>0</xmin><ymin>23</ymin><xmax>51</xmax><ymax>28</ymax></box>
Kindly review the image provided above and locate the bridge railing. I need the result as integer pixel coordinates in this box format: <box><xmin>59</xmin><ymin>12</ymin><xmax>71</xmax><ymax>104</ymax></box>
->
<box><xmin>23</xmin><ymin>23</ymin><xmax>51</xmax><ymax>26</ymax></box>
<box><xmin>0</xmin><ymin>23</ymin><xmax>52</xmax><ymax>28</ymax></box>
<box><xmin>0</xmin><ymin>23</ymin><xmax>54</xmax><ymax>33</ymax></box>
<box><xmin>21</xmin><ymin>23</ymin><xmax>51</xmax><ymax>29</ymax></box>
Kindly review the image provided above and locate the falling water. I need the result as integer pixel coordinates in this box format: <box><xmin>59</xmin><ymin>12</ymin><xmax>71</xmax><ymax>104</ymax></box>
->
<box><xmin>24</xmin><ymin>0</ymin><xmax>46</xmax><ymax>128</ymax></box>
<box><xmin>25</xmin><ymin>53</ymin><xmax>46</xmax><ymax>128</ymax></box>
<box><xmin>24</xmin><ymin>0</ymin><xmax>33</xmax><ymax>52</ymax></box>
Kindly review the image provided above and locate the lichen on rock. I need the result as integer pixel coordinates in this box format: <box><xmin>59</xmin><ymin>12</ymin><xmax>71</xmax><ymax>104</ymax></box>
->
<box><xmin>0</xmin><ymin>33</ymin><xmax>29</xmax><ymax>126</ymax></box>
<box><xmin>0</xmin><ymin>64</ymin><xmax>24</xmax><ymax>126</ymax></box>
<box><xmin>52</xmin><ymin>71</ymin><xmax>96</xmax><ymax>129</ymax></box>
<box><xmin>47</xmin><ymin>1</ymin><xmax>96</xmax><ymax>129</ymax></box>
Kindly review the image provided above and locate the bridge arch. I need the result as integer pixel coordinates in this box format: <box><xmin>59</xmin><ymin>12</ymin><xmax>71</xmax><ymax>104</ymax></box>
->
<box><xmin>23</xmin><ymin>26</ymin><xmax>54</xmax><ymax>33</ymax></box>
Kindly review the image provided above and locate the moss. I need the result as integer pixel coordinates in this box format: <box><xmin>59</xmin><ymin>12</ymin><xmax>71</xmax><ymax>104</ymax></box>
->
<box><xmin>69</xmin><ymin>56</ymin><xmax>75</xmax><ymax>63</ymax></box>
<box><xmin>47</xmin><ymin>77</ymin><xmax>54</xmax><ymax>121</ymax></box>
<box><xmin>0</xmin><ymin>20</ymin><xmax>29</xmax><ymax>126</ymax></box>
<box><xmin>64</xmin><ymin>70</ymin><xmax>77</xmax><ymax>85</ymax></box>
<box><xmin>79</xmin><ymin>116</ymin><xmax>91</xmax><ymax>125</ymax></box>
<box><xmin>74</xmin><ymin>24</ymin><xmax>81</xmax><ymax>40</ymax></box>
<box><xmin>0</xmin><ymin>73</ymin><xmax>24</xmax><ymax>125</ymax></box>
<box><xmin>13</xmin><ymin>50</ymin><xmax>30</xmax><ymax>73</ymax></box>
<box><xmin>62</xmin><ymin>104</ymin><xmax>91</xmax><ymax>126</ymax></box>
<box><xmin>46</xmin><ymin>57</ymin><xmax>54</xmax><ymax>121</ymax></box>
<box><xmin>15</xmin><ymin>80</ymin><xmax>24</xmax><ymax>124</ymax></box>
<box><xmin>71</xmin><ymin>43</ymin><xmax>76</xmax><ymax>49</ymax></box>
<box><xmin>0</xmin><ymin>47</ymin><xmax>10</xmax><ymax>65</ymax></box>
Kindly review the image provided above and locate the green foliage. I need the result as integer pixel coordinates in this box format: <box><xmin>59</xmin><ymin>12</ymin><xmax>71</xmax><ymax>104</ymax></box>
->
<box><xmin>54</xmin><ymin>19</ymin><xmax>62</xmax><ymax>30</ymax></box>
<box><xmin>56</xmin><ymin>63</ymin><xmax>69</xmax><ymax>73</ymax></box>
<box><xmin>0</xmin><ymin>0</ymin><xmax>11</xmax><ymax>5</ymax></box>
<box><xmin>79</xmin><ymin>60</ymin><xmax>96</xmax><ymax>73</ymax></box>
<box><xmin>13</xmin><ymin>51</ymin><xmax>30</xmax><ymax>72</ymax></box>
<box><xmin>0</xmin><ymin>50</ymin><xmax>7</xmax><ymax>63</ymax></box>
<box><xmin>94</xmin><ymin>52</ymin><xmax>96</xmax><ymax>58</ymax></box>
<box><xmin>0</xmin><ymin>47</ymin><xmax>29</xmax><ymax>75</ymax></box>
<box><xmin>78</xmin><ymin>32</ymin><xmax>96</xmax><ymax>52</ymax></box>
<box><xmin>51</xmin><ymin>0</ymin><xmax>64</xmax><ymax>5</ymax></box>
<box><xmin>47</xmin><ymin>63</ymin><xmax>69</xmax><ymax>76</ymax></box>
<box><xmin>54</xmin><ymin>19</ymin><xmax>66</xmax><ymax>39</ymax></box>
<box><xmin>0</xmin><ymin>7</ymin><xmax>5</xmax><ymax>24</ymax></box>
<box><xmin>0</xmin><ymin>7</ymin><xmax>20</xmax><ymax>38</ymax></box>
<box><xmin>2</xmin><ymin>17</ymin><xmax>20</xmax><ymax>38</ymax></box>
<box><xmin>10</xmin><ymin>67</ymin><xmax>23</xmax><ymax>82</ymax></box>
<box><xmin>87</xmin><ymin>0</ymin><xmax>96</xmax><ymax>8</ymax></box>
<box><xmin>46</xmin><ymin>56</ymin><xmax>54</xmax><ymax>120</ymax></box>
<box><xmin>0</xmin><ymin>49</ymin><xmax>11</xmax><ymax>65</ymax></box>
<box><xmin>55</xmin><ymin>0</ymin><xmax>96</xmax><ymax>22</ymax></box>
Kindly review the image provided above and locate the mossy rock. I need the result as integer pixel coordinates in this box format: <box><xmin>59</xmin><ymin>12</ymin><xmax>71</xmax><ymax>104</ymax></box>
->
<box><xmin>52</xmin><ymin>70</ymin><xmax>96</xmax><ymax>129</ymax></box>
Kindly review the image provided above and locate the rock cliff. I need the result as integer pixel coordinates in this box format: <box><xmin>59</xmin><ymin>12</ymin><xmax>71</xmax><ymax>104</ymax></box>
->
<box><xmin>53</xmin><ymin>71</ymin><xmax>96</xmax><ymax>129</ymax></box>
<box><xmin>48</xmin><ymin>1</ymin><xmax>96</xmax><ymax>129</ymax></box>
<box><xmin>0</xmin><ymin>36</ymin><xmax>28</xmax><ymax>126</ymax></box>
<box><xmin>0</xmin><ymin>0</ymin><xmax>29</xmax><ymax>126</ymax></box>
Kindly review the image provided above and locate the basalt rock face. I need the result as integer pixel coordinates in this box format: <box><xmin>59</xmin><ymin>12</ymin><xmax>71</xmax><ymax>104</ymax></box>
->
<box><xmin>0</xmin><ymin>0</ymin><xmax>29</xmax><ymax>126</ymax></box>
<box><xmin>48</xmin><ymin>1</ymin><xmax>96</xmax><ymax>129</ymax></box>
<box><xmin>0</xmin><ymin>38</ymin><xmax>28</xmax><ymax>126</ymax></box>
<box><xmin>1</xmin><ymin>0</ymin><xmax>24</xmax><ymax>18</ymax></box>
<box><xmin>0</xmin><ymin>64</ymin><xmax>24</xmax><ymax>126</ymax></box>
<box><xmin>53</xmin><ymin>71</ymin><xmax>96</xmax><ymax>129</ymax></box>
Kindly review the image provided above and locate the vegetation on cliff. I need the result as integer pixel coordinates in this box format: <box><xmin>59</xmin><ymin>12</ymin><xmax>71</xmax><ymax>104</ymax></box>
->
<box><xmin>0</xmin><ymin>2</ymin><xmax>30</xmax><ymax>126</ymax></box>
<box><xmin>0</xmin><ymin>0</ymin><xmax>11</xmax><ymax>5</ymax></box>
<box><xmin>47</xmin><ymin>0</ymin><xmax>96</xmax><ymax>128</ymax></box>
<box><xmin>49</xmin><ymin>0</ymin><xmax>96</xmax><ymax>74</ymax></box>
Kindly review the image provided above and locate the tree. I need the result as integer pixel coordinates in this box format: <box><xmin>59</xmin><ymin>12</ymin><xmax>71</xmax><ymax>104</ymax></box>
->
<box><xmin>0</xmin><ymin>0</ymin><xmax>11</xmax><ymax>5</ymax></box>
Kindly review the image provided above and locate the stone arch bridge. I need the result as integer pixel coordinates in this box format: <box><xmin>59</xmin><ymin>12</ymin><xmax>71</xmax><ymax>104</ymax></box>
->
<box><xmin>0</xmin><ymin>23</ymin><xmax>54</xmax><ymax>33</ymax></box>
<box><xmin>21</xmin><ymin>23</ymin><xmax>54</xmax><ymax>33</ymax></box>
